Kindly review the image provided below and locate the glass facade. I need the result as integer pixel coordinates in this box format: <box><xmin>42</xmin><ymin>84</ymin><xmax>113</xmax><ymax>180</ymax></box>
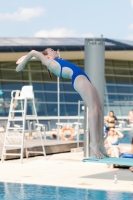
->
<box><xmin>105</xmin><ymin>60</ymin><xmax>133</xmax><ymax>116</ymax></box>
<box><xmin>0</xmin><ymin>59</ymin><xmax>133</xmax><ymax>120</ymax></box>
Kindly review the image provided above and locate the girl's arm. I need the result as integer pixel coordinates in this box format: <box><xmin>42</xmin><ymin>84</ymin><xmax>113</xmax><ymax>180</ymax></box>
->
<box><xmin>16</xmin><ymin>50</ymin><xmax>51</xmax><ymax>72</ymax></box>
<box><xmin>104</xmin><ymin>116</ymin><xmax>108</xmax><ymax>123</ymax></box>
<box><xmin>16</xmin><ymin>55</ymin><xmax>37</xmax><ymax>64</ymax></box>
<box><xmin>115</xmin><ymin>129</ymin><xmax>124</xmax><ymax>138</ymax></box>
<box><xmin>104</xmin><ymin>137</ymin><xmax>112</xmax><ymax>148</ymax></box>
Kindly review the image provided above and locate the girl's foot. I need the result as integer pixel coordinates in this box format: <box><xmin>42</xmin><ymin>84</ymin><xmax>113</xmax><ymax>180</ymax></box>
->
<box><xmin>110</xmin><ymin>164</ymin><xmax>114</xmax><ymax>169</ymax></box>
<box><xmin>129</xmin><ymin>166</ymin><xmax>133</xmax><ymax>172</ymax></box>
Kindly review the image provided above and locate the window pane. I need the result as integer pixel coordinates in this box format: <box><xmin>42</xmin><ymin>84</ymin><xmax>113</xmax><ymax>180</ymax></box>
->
<box><xmin>115</xmin><ymin>76</ymin><xmax>131</xmax><ymax>84</ymax></box>
<box><xmin>47</xmin><ymin>104</ymin><xmax>57</xmax><ymax>116</ymax></box>
<box><xmin>36</xmin><ymin>103</ymin><xmax>47</xmax><ymax>116</ymax></box>
<box><xmin>65</xmin><ymin>93</ymin><xmax>82</xmax><ymax>102</ymax></box>
<box><xmin>60</xmin><ymin>93</ymin><xmax>65</xmax><ymax>102</ymax></box>
<box><xmin>32</xmin><ymin>83</ymin><xmax>44</xmax><ymax>91</ymax></box>
<box><xmin>106</xmin><ymin>94</ymin><xmax>119</xmax><ymax>103</ymax></box>
<box><xmin>115</xmin><ymin>69</ymin><xmax>130</xmax><ymax>75</ymax></box>
<box><xmin>116</xmin><ymin>86</ymin><xmax>133</xmax><ymax>93</ymax></box>
<box><xmin>31</xmin><ymin>72</ymin><xmax>43</xmax><ymax>81</ymax></box>
<box><xmin>113</xmin><ymin>60</ymin><xmax>129</xmax><ymax>68</ymax></box>
<box><xmin>30</xmin><ymin>61</ymin><xmax>42</xmax><ymax>70</ymax></box>
<box><xmin>105</xmin><ymin>105</ymin><xmax>121</xmax><ymax>116</ymax></box>
<box><xmin>2</xmin><ymin>81</ymin><xmax>23</xmax><ymax>90</ymax></box>
<box><xmin>118</xmin><ymin>95</ymin><xmax>133</xmax><ymax>101</ymax></box>
<box><xmin>105</xmin><ymin>68</ymin><xmax>114</xmax><ymax>74</ymax></box>
<box><xmin>0</xmin><ymin>62</ymin><xmax>16</xmax><ymax>69</ymax></box>
<box><xmin>105</xmin><ymin>76</ymin><xmax>115</xmax><ymax>84</ymax></box>
<box><xmin>62</xmin><ymin>83</ymin><xmax>75</xmax><ymax>92</ymax></box>
<box><xmin>44</xmin><ymin>83</ymin><xmax>57</xmax><ymax>91</ymax></box>
<box><xmin>45</xmin><ymin>93</ymin><xmax>57</xmax><ymax>102</ymax></box>
<box><xmin>2</xmin><ymin>91</ymin><xmax>11</xmax><ymax>102</ymax></box>
<box><xmin>1</xmin><ymin>70</ymin><xmax>22</xmax><ymax>80</ymax></box>
<box><xmin>106</xmin><ymin>85</ymin><xmax>117</xmax><ymax>93</ymax></box>
<box><xmin>60</xmin><ymin>104</ymin><xmax>66</xmax><ymax>116</ymax></box>
<box><xmin>66</xmin><ymin>104</ymin><xmax>78</xmax><ymax>116</ymax></box>
<box><xmin>34</xmin><ymin>92</ymin><xmax>45</xmax><ymax>102</ymax></box>
<box><xmin>22</xmin><ymin>71</ymin><xmax>29</xmax><ymax>81</ymax></box>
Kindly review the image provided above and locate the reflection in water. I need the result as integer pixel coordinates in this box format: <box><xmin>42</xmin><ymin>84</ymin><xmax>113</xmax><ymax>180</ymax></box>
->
<box><xmin>106</xmin><ymin>190</ymin><xmax>123</xmax><ymax>200</ymax></box>
<box><xmin>1</xmin><ymin>182</ymin><xmax>133</xmax><ymax>200</ymax></box>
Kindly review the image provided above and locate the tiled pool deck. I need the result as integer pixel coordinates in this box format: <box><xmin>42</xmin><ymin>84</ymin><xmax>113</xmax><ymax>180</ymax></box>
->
<box><xmin>0</xmin><ymin>151</ymin><xmax>133</xmax><ymax>193</ymax></box>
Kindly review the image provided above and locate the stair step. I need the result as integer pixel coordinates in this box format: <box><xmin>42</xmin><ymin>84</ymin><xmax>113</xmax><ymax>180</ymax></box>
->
<box><xmin>4</xmin><ymin>144</ymin><xmax>22</xmax><ymax>147</ymax></box>
<box><xmin>7</xmin><ymin>127</ymin><xmax>23</xmax><ymax>130</ymax></box>
<box><xmin>6</xmin><ymin>136</ymin><xmax>22</xmax><ymax>138</ymax></box>
<box><xmin>8</xmin><ymin>118</ymin><xmax>24</xmax><ymax>121</ymax></box>
<box><xmin>2</xmin><ymin>153</ymin><xmax>21</xmax><ymax>156</ymax></box>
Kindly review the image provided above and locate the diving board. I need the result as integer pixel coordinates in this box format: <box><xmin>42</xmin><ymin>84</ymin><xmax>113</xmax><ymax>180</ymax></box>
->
<box><xmin>83</xmin><ymin>157</ymin><xmax>133</xmax><ymax>166</ymax></box>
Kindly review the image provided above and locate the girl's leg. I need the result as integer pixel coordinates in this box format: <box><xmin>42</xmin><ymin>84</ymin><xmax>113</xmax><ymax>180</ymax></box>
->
<box><xmin>110</xmin><ymin>150</ymin><xmax>115</xmax><ymax>169</ymax></box>
<box><xmin>74</xmin><ymin>75</ymin><xmax>108</xmax><ymax>158</ymax></box>
<box><xmin>98</xmin><ymin>108</ymin><xmax>109</xmax><ymax>157</ymax></box>
<box><xmin>88</xmin><ymin>107</ymin><xmax>102</xmax><ymax>158</ymax></box>
<box><xmin>113</xmin><ymin>146</ymin><xmax>120</xmax><ymax>158</ymax></box>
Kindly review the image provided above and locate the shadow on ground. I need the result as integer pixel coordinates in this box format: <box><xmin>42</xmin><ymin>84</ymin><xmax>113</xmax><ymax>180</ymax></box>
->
<box><xmin>81</xmin><ymin>167</ymin><xmax>133</xmax><ymax>182</ymax></box>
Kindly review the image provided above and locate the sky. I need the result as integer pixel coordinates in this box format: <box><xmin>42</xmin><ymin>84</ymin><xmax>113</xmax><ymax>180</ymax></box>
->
<box><xmin>0</xmin><ymin>0</ymin><xmax>133</xmax><ymax>40</ymax></box>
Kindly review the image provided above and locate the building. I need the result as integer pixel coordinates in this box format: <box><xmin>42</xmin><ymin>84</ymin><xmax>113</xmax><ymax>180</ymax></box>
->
<box><xmin>0</xmin><ymin>37</ymin><xmax>133</xmax><ymax>129</ymax></box>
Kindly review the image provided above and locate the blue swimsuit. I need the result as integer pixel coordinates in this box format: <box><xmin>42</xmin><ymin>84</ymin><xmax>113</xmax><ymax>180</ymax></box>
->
<box><xmin>112</xmin><ymin>141</ymin><xmax>119</xmax><ymax>145</ymax></box>
<box><xmin>55</xmin><ymin>58</ymin><xmax>91</xmax><ymax>87</ymax></box>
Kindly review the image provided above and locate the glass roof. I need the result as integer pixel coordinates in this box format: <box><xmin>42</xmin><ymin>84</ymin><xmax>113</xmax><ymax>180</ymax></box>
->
<box><xmin>0</xmin><ymin>37</ymin><xmax>133</xmax><ymax>52</ymax></box>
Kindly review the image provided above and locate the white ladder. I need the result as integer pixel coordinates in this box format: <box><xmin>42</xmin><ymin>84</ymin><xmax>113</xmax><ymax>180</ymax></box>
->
<box><xmin>1</xmin><ymin>86</ymin><xmax>46</xmax><ymax>163</ymax></box>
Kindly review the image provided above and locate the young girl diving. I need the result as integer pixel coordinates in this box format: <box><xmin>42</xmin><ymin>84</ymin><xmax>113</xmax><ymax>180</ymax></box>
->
<box><xmin>16</xmin><ymin>48</ymin><xmax>108</xmax><ymax>159</ymax></box>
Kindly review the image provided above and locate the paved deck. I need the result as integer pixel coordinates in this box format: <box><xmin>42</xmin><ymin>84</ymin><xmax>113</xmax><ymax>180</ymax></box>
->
<box><xmin>0</xmin><ymin>151</ymin><xmax>133</xmax><ymax>193</ymax></box>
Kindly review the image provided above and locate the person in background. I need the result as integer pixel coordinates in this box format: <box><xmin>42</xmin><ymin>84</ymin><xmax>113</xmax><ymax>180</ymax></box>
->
<box><xmin>127</xmin><ymin>110</ymin><xmax>133</xmax><ymax>125</ymax></box>
<box><xmin>50</xmin><ymin>134</ymin><xmax>57</xmax><ymax>139</ymax></box>
<box><xmin>104</xmin><ymin>127</ymin><xmax>124</xmax><ymax>169</ymax></box>
<box><xmin>104</xmin><ymin>111</ymin><xmax>117</xmax><ymax>138</ymax></box>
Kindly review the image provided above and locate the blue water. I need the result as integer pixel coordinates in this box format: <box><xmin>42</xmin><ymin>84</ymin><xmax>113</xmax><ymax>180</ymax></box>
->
<box><xmin>45</xmin><ymin>131</ymin><xmax>133</xmax><ymax>144</ymax></box>
<box><xmin>0</xmin><ymin>182</ymin><xmax>132</xmax><ymax>200</ymax></box>
<box><xmin>119</xmin><ymin>131</ymin><xmax>133</xmax><ymax>144</ymax></box>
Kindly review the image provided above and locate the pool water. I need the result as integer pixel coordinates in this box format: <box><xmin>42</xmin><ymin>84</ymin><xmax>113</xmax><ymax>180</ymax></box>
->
<box><xmin>0</xmin><ymin>182</ymin><xmax>133</xmax><ymax>200</ymax></box>
<box><xmin>46</xmin><ymin>131</ymin><xmax>133</xmax><ymax>144</ymax></box>
<box><xmin>118</xmin><ymin>131</ymin><xmax>133</xmax><ymax>144</ymax></box>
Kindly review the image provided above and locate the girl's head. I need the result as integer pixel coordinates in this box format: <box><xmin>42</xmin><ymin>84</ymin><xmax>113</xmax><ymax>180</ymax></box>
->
<box><xmin>108</xmin><ymin>127</ymin><xmax>116</xmax><ymax>136</ymax></box>
<box><xmin>42</xmin><ymin>48</ymin><xmax>59</xmax><ymax>59</ymax></box>
<box><xmin>42</xmin><ymin>48</ymin><xmax>60</xmax><ymax>79</ymax></box>
<box><xmin>109</xmin><ymin>111</ymin><xmax>114</xmax><ymax>117</ymax></box>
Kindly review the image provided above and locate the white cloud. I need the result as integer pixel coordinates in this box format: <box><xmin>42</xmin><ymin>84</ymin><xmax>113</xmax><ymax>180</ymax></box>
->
<box><xmin>129</xmin><ymin>1</ymin><xmax>133</xmax><ymax>29</ymax></box>
<box><xmin>0</xmin><ymin>7</ymin><xmax>44</xmax><ymax>21</ymax></box>
<box><xmin>128</xmin><ymin>24</ymin><xmax>133</xmax><ymax>30</ymax></box>
<box><xmin>34</xmin><ymin>28</ymin><xmax>94</xmax><ymax>38</ymax></box>
<box><xmin>131</xmin><ymin>0</ymin><xmax>133</xmax><ymax>6</ymax></box>
<box><xmin>125</xmin><ymin>34</ymin><xmax>133</xmax><ymax>40</ymax></box>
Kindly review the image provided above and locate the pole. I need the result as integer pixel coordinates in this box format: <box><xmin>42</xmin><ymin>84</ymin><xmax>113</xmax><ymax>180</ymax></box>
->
<box><xmin>84</xmin><ymin>37</ymin><xmax>105</xmax><ymax>157</ymax></box>
<box><xmin>57</xmin><ymin>77</ymin><xmax>60</xmax><ymax>140</ymax></box>
<box><xmin>84</xmin><ymin>106</ymin><xmax>89</xmax><ymax>157</ymax></box>
<box><xmin>77</xmin><ymin>101</ymin><xmax>80</xmax><ymax>148</ymax></box>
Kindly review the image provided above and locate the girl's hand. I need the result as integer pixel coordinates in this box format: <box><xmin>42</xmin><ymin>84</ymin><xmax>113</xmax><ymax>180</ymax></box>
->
<box><xmin>16</xmin><ymin>55</ymin><xmax>26</xmax><ymax>64</ymax></box>
<box><xmin>16</xmin><ymin>63</ymin><xmax>25</xmax><ymax>72</ymax></box>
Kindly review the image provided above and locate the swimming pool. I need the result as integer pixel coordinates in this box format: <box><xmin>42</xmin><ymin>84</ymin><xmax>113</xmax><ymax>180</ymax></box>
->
<box><xmin>0</xmin><ymin>182</ymin><xmax>133</xmax><ymax>200</ymax></box>
<box><xmin>45</xmin><ymin>131</ymin><xmax>133</xmax><ymax>144</ymax></box>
